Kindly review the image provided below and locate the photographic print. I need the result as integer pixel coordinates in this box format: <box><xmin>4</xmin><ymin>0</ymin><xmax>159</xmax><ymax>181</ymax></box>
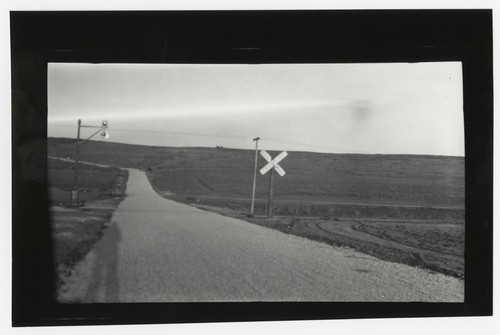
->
<box><xmin>10</xmin><ymin>10</ymin><xmax>492</xmax><ymax>326</ymax></box>
<box><xmin>47</xmin><ymin>62</ymin><xmax>465</xmax><ymax>303</ymax></box>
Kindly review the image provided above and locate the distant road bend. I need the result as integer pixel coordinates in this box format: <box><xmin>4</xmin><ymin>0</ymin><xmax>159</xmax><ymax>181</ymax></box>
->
<box><xmin>61</xmin><ymin>168</ymin><xmax>464</xmax><ymax>302</ymax></box>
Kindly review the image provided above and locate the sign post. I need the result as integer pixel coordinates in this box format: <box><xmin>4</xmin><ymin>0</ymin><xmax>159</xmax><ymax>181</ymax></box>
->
<box><xmin>268</xmin><ymin>169</ymin><xmax>274</xmax><ymax>218</ymax></box>
<box><xmin>260</xmin><ymin>150</ymin><xmax>288</xmax><ymax>218</ymax></box>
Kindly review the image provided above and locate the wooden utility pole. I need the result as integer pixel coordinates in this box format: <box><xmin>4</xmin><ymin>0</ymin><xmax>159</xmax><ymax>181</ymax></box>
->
<box><xmin>71</xmin><ymin>119</ymin><xmax>82</xmax><ymax>205</ymax></box>
<box><xmin>250</xmin><ymin>137</ymin><xmax>260</xmax><ymax>215</ymax></box>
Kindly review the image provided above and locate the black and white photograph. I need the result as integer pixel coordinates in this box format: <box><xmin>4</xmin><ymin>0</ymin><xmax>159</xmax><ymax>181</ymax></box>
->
<box><xmin>47</xmin><ymin>62</ymin><xmax>465</xmax><ymax>303</ymax></box>
<box><xmin>9</xmin><ymin>8</ymin><xmax>493</xmax><ymax>329</ymax></box>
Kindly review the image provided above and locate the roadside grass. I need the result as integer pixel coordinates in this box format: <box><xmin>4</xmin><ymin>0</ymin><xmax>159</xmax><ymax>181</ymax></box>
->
<box><xmin>48</xmin><ymin>158</ymin><xmax>128</xmax><ymax>289</ymax></box>
<box><xmin>183</xmin><ymin>196</ymin><xmax>464</xmax><ymax>221</ymax></box>
<box><xmin>51</xmin><ymin>210</ymin><xmax>110</xmax><ymax>276</ymax></box>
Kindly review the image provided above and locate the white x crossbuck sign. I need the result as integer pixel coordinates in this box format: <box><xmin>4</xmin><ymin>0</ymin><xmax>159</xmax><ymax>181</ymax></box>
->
<box><xmin>260</xmin><ymin>150</ymin><xmax>288</xmax><ymax>176</ymax></box>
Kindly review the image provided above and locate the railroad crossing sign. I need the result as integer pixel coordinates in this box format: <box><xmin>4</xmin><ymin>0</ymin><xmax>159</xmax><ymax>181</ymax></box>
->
<box><xmin>259</xmin><ymin>150</ymin><xmax>288</xmax><ymax>218</ymax></box>
<box><xmin>260</xmin><ymin>150</ymin><xmax>288</xmax><ymax>176</ymax></box>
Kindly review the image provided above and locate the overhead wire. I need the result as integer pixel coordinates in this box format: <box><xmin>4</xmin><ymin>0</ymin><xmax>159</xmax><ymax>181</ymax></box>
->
<box><xmin>48</xmin><ymin>123</ymin><xmax>370</xmax><ymax>154</ymax></box>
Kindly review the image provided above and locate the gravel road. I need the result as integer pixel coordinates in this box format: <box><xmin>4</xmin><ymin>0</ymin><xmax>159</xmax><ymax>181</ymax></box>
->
<box><xmin>59</xmin><ymin>169</ymin><xmax>464</xmax><ymax>303</ymax></box>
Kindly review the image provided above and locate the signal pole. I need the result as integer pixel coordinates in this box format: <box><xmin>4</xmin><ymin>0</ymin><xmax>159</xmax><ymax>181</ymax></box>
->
<box><xmin>250</xmin><ymin>137</ymin><xmax>260</xmax><ymax>215</ymax></box>
<box><xmin>71</xmin><ymin>119</ymin><xmax>109</xmax><ymax>205</ymax></box>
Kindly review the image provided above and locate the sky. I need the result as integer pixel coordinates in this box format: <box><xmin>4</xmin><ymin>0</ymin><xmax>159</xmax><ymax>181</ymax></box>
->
<box><xmin>47</xmin><ymin>62</ymin><xmax>464</xmax><ymax>156</ymax></box>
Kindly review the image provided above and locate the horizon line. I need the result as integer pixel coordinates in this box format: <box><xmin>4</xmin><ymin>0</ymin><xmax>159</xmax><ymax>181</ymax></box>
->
<box><xmin>47</xmin><ymin>136</ymin><xmax>465</xmax><ymax>158</ymax></box>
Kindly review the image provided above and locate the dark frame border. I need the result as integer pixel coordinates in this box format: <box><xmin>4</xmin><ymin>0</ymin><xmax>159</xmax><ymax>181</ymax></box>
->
<box><xmin>11</xmin><ymin>10</ymin><xmax>493</xmax><ymax>326</ymax></box>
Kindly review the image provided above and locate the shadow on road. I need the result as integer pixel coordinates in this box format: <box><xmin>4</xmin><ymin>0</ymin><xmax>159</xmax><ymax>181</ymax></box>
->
<box><xmin>85</xmin><ymin>221</ymin><xmax>121</xmax><ymax>302</ymax></box>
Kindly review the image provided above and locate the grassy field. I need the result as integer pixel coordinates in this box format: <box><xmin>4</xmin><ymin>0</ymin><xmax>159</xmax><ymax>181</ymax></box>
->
<box><xmin>48</xmin><ymin>158</ymin><xmax>128</xmax><ymax>204</ymax></box>
<box><xmin>48</xmin><ymin>137</ymin><xmax>465</xmax><ymax>278</ymax></box>
<box><xmin>48</xmin><ymin>137</ymin><xmax>464</xmax><ymax>209</ymax></box>
<box><xmin>48</xmin><ymin>157</ymin><xmax>128</xmax><ymax>289</ymax></box>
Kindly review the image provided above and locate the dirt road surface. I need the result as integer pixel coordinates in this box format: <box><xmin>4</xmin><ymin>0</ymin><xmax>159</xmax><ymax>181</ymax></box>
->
<box><xmin>59</xmin><ymin>169</ymin><xmax>464</xmax><ymax>303</ymax></box>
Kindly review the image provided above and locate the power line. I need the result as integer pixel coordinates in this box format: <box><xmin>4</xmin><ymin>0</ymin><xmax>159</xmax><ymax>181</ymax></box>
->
<box><xmin>48</xmin><ymin>123</ymin><xmax>369</xmax><ymax>154</ymax></box>
<box><xmin>50</xmin><ymin>124</ymin><xmax>244</xmax><ymax>140</ymax></box>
